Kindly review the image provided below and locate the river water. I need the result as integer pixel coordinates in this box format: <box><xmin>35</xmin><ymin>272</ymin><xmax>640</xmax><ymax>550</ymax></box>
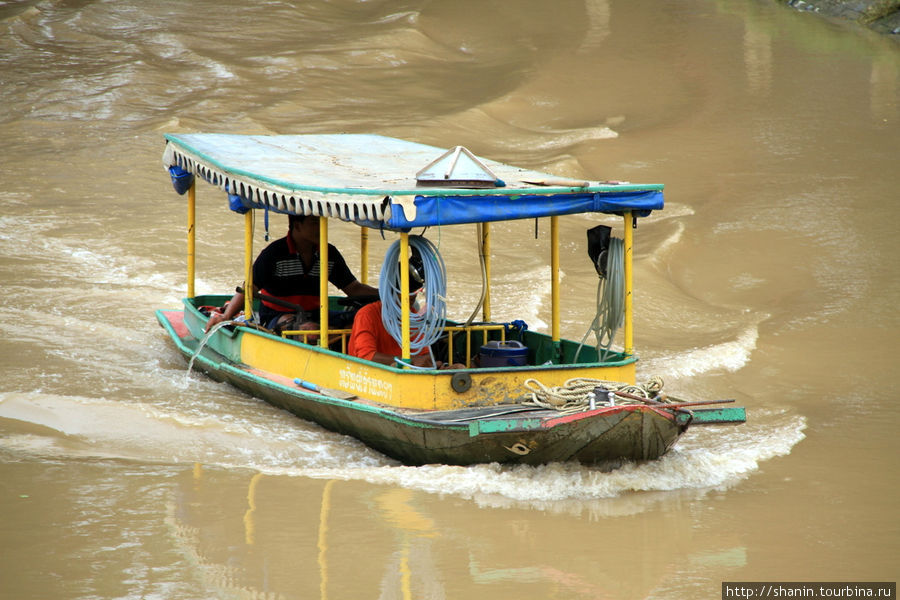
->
<box><xmin>1</xmin><ymin>1</ymin><xmax>898</xmax><ymax>598</ymax></box>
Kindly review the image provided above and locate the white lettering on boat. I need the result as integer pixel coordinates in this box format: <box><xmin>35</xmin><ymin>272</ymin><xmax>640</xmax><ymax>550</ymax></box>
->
<box><xmin>338</xmin><ymin>366</ymin><xmax>393</xmax><ymax>401</ymax></box>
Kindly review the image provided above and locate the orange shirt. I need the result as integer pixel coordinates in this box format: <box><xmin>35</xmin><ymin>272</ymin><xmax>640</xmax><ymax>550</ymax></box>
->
<box><xmin>347</xmin><ymin>301</ymin><xmax>426</xmax><ymax>362</ymax></box>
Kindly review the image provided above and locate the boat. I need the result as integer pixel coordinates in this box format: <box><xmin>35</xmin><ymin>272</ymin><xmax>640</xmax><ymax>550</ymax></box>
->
<box><xmin>155</xmin><ymin>133</ymin><xmax>744</xmax><ymax>467</ymax></box>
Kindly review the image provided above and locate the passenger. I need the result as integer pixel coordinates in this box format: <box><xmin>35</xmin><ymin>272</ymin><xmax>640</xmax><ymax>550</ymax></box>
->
<box><xmin>347</xmin><ymin>255</ymin><xmax>463</xmax><ymax>369</ymax></box>
<box><xmin>205</xmin><ymin>214</ymin><xmax>377</xmax><ymax>332</ymax></box>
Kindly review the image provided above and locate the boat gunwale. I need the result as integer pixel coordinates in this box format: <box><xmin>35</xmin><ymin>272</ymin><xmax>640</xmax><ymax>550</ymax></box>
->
<box><xmin>158</xmin><ymin>307</ymin><xmax>674</xmax><ymax>428</ymax></box>
<box><xmin>182</xmin><ymin>295</ymin><xmax>638</xmax><ymax>374</ymax></box>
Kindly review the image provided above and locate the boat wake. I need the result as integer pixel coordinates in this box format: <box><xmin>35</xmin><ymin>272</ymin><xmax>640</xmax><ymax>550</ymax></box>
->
<box><xmin>638</xmin><ymin>323</ymin><xmax>761</xmax><ymax>378</ymax></box>
<box><xmin>325</xmin><ymin>408</ymin><xmax>805</xmax><ymax>514</ymax></box>
<box><xmin>0</xmin><ymin>388</ymin><xmax>805</xmax><ymax>514</ymax></box>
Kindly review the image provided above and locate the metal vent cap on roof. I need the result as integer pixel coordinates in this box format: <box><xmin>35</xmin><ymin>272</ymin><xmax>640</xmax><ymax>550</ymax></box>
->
<box><xmin>415</xmin><ymin>146</ymin><xmax>503</xmax><ymax>188</ymax></box>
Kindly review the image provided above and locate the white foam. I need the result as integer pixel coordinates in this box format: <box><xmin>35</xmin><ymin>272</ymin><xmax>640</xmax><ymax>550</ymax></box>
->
<box><xmin>1</xmin><ymin>389</ymin><xmax>805</xmax><ymax>514</ymax></box>
<box><xmin>640</xmin><ymin>323</ymin><xmax>760</xmax><ymax>379</ymax></box>
<box><xmin>0</xmin><ymin>391</ymin><xmax>380</xmax><ymax>469</ymax></box>
<box><xmin>349</xmin><ymin>412</ymin><xmax>804</xmax><ymax>506</ymax></box>
<box><xmin>650</xmin><ymin>220</ymin><xmax>686</xmax><ymax>262</ymax></box>
<box><xmin>489</xmin><ymin>265</ymin><xmax>551</xmax><ymax>331</ymax></box>
<box><xmin>0</xmin><ymin>212</ymin><xmax>182</xmax><ymax>297</ymax></box>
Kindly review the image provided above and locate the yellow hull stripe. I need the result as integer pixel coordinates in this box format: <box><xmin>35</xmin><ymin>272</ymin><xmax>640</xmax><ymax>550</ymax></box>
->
<box><xmin>240</xmin><ymin>330</ymin><xmax>635</xmax><ymax>411</ymax></box>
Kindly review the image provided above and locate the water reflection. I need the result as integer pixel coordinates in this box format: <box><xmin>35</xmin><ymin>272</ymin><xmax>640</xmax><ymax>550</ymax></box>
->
<box><xmin>167</xmin><ymin>467</ymin><xmax>751</xmax><ymax>599</ymax></box>
<box><xmin>579</xmin><ymin>0</ymin><xmax>612</xmax><ymax>51</ymax></box>
<box><xmin>870</xmin><ymin>56</ymin><xmax>899</xmax><ymax>123</ymax></box>
<box><xmin>319</xmin><ymin>480</ymin><xmax>335</xmax><ymax>600</ymax></box>
<box><xmin>743</xmin><ymin>25</ymin><xmax>773</xmax><ymax>96</ymax></box>
<box><xmin>375</xmin><ymin>488</ymin><xmax>444</xmax><ymax>599</ymax></box>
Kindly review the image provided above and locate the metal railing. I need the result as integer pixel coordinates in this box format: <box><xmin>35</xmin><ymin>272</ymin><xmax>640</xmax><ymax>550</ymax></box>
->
<box><xmin>281</xmin><ymin>322</ymin><xmax>515</xmax><ymax>367</ymax></box>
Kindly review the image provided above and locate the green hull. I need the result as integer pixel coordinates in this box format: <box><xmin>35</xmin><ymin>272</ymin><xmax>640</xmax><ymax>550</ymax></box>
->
<box><xmin>157</xmin><ymin>307</ymin><xmax>689</xmax><ymax>467</ymax></box>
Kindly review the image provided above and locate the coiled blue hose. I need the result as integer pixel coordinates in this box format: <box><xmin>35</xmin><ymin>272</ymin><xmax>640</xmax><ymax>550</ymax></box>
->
<box><xmin>379</xmin><ymin>236</ymin><xmax>448</xmax><ymax>357</ymax></box>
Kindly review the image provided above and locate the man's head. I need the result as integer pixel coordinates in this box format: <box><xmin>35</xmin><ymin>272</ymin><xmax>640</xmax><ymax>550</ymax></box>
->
<box><xmin>288</xmin><ymin>213</ymin><xmax>310</xmax><ymax>229</ymax></box>
<box><xmin>393</xmin><ymin>246</ymin><xmax>424</xmax><ymax>294</ymax></box>
<box><xmin>288</xmin><ymin>214</ymin><xmax>319</xmax><ymax>243</ymax></box>
<box><xmin>408</xmin><ymin>248</ymin><xmax>424</xmax><ymax>292</ymax></box>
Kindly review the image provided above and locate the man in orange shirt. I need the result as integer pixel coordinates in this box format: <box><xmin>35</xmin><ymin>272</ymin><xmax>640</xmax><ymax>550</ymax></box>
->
<box><xmin>348</xmin><ymin>251</ymin><xmax>466</xmax><ymax>369</ymax></box>
<box><xmin>347</xmin><ymin>296</ymin><xmax>433</xmax><ymax>367</ymax></box>
<box><xmin>347</xmin><ymin>252</ymin><xmax>434</xmax><ymax>367</ymax></box>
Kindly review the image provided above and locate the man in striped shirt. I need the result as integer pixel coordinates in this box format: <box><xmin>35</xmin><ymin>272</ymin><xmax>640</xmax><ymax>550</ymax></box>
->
<box><xmin>206</xmin><ymin>214</ymin><xmax>377</xmax><ymax>332</ymax></box>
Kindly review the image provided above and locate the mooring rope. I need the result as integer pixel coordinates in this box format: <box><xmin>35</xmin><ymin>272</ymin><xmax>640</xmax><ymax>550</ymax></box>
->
<box><xmin>522</xmin><ymin>375</ymin><xmax>667</xmax><ymax>412</ymax></box>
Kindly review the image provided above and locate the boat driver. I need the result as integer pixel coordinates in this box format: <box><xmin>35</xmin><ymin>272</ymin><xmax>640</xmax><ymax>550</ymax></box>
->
<box><xmin>205</xmin><ymin>214</ymin><xmax>378</xmax><ymax>332</ymax></box>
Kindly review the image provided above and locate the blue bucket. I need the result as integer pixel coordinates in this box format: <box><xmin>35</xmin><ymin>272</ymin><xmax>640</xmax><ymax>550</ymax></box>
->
<box><xmin>479</xmin><ymin>340</ymin><xmax>528</xmax><ymax>367</ymax></box>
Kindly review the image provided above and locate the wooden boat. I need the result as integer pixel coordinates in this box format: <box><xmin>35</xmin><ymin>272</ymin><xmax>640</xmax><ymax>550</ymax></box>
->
<box><xmin>155</xmin><ymin>134</ymin><xmax>744</xmax><ymax>467</ymax></box>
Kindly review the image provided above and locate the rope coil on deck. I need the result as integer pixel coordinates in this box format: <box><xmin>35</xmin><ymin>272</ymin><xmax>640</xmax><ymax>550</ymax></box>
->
<box><xmin>522</xmin><ymin>376</ymin><xmax>667</xmax><ymax>413</ymax></box>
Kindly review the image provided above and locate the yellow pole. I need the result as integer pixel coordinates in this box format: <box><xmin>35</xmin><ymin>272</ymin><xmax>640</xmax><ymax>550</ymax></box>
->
<box><xmin>319</xmin><ymin>217</ymin><xmax>330</xmax><ymax>348</ymax></box>
<box><xmin>550</xmin><ymin>216</ymin><xmax>560</xmax><ymax>343</ymax></box>
<box><xmin>187</xmin><ymin>181</ymin><xmax>196</xmax><ymax>298</ymax></box>
<box><xmin>623</xmin><ymin>212</ymin><xmax>634</xmax><ymax>356</ymax></box>
<box><xmin>481</xmin><ymin>222</ymin><xmax>491</xmax><ymax>321</ymax></box>
<box><xmin>243</xmin><ymin>211</ymin><xmax>254</xmax><ymax>318</ymax></box>
<box><xmin>400</xmin><ymin>232</ymin><xmax>411</xmax><ymax>360</ymax></box>
<box><xmin>360</xmin><ymin>227</ymin><xmax>370</xmax><ymax>285</ymax></box>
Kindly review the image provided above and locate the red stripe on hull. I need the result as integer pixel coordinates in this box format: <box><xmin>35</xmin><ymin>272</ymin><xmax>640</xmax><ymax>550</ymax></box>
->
<box><xmin>541</xmin><ymin>404</ymin><xmax>676</xmax><ymax>429</ymax></box>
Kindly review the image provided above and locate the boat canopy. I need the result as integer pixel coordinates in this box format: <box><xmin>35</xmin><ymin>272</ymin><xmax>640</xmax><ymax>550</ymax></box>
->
<box><xmin>163</xmin><ymin>133</ymin><xmax>663</xmax><ymax>230</ymax></box>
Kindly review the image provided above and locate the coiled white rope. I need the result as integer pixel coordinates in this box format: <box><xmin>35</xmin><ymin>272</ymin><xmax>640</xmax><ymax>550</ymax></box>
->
<box><xmin>522</xmin><ymin>376</ymin><xmax>666</xmax><ymax>412</ymax></box>
<box><xmin>379</xmin><ymin>235</ymin><xmax>448</xmax><ymax>356</ymax></box>
<box><xmin>576</xmin><ymin>236</ymin><xmax>624</xmax><ymax>361</ymax></box>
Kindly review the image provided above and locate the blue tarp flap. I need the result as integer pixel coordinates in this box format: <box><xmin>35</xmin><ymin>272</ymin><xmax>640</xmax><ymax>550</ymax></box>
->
<box><xmin>387</xmin><ymin>190</ymin><xmax>664</xmax><ymax>228</ymax></box>
<box><xmin>168</xmin><ymin>165</ymin><xmax>194</xmax><ymax>195</ymax></box>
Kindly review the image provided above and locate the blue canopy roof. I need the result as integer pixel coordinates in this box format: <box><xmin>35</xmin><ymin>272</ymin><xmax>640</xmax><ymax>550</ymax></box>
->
<box><xmin>163</xmin><ymin>133</ymin><xmax>663</xmax><ymax>230</ymax></box>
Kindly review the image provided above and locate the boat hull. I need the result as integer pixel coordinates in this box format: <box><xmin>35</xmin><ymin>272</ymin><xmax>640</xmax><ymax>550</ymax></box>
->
<box><xmin>157</xmin><ymin>307</ymin><xmax>689</xmax><ymax>467</ymax></box>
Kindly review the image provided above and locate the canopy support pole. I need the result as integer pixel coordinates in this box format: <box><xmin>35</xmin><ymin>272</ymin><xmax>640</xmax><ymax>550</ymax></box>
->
<box><xmin>319</xmin><ymin>217</ymin><xmax>330</xmax><ymax>348</ymax></box>
<box><xmin>623</xmin><ymin>211</ymin><xmax>634</xmax><ymax>356</ymax></box>
<box><xmin>480</xmin><ymin>222</ymin><xmax>491</xmax><ymax>321</ymax></box>
<box><xmin>550</xmin><ymin>216</ymin><xmax>560</xmax><ymax>348</ymax></box>
<box><xmin>243</xmin><ymin>211</ymin><xmax>254</xmax><ymax>318</ymax></box>
<box><xmin>400</xmin><ymin>232</ymin><xmax>411</xmax><ymax>360</ymax></box>
<box><xmin>187</xmin><ymin>181</ymin><xmax>196</xmax><ymax>298</ymax></box>
<box><xmin>360</xmin><ymin>227</ymin><xmax>369</xmax><ymax>285</ymax></box>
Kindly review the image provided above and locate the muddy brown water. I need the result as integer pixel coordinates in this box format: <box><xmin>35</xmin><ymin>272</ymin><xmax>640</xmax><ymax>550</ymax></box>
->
<box><xmin>1</xmin><ymin>1</ymin><xmax>898</xmax><ymax>598</ymax></box>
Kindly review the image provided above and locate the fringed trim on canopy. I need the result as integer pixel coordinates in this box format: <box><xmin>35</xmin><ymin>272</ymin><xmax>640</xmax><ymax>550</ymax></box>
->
<box><xmin>162</xmin><ymin>143</ymin><xmax>391</xmax><ymax>224</ymax></box>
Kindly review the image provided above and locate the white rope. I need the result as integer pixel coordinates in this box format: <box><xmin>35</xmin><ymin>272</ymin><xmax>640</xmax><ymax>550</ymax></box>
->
<box><xmin>522</xmin><ymin>376</ymin><xmax>666</xmax><ymax>412</ymax></box>
<box><xmin>379</xmin><ymin>236</ymin><xmax>447</xmax><ymax>357</ymax></box>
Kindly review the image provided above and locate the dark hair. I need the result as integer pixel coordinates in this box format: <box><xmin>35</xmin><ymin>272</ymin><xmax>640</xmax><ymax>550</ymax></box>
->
<box><xmin>288</xmin><ymin>214</ymin><xmax>310</xmax><ymax>228</ymax></box>
<box><xmin>407</xmin><ymin>247</ymin><xmax>425</xmax><ymax>292</ymax></box>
